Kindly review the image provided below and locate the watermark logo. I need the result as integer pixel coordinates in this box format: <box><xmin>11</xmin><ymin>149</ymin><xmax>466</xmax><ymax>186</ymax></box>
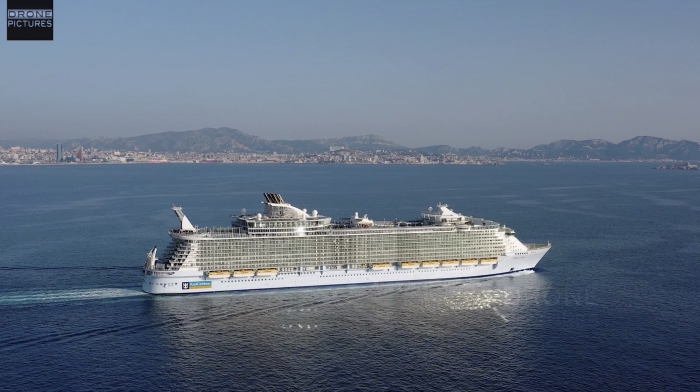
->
<box><xmin>7</xmin><ymin>0</ymin><xmax>53</xmax><ymax>41</ymax></box>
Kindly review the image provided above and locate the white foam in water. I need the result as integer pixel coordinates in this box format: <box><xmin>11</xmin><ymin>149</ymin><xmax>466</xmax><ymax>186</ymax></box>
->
<box><xmin>0</xmin><ymin>288</ymin><xmax>146</xmax><ymax>306</ymax></box>
<box><xmin>509</xmin><ymin>270</ymin><xmax>536</xmax><ymax>277</ymax></box>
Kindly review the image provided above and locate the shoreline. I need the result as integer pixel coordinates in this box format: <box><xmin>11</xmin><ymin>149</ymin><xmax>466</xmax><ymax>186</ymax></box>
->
<box><xmin>1</xmin><ymin>159</ymin><xmax>696</xmax><ymax>167</ymax></box>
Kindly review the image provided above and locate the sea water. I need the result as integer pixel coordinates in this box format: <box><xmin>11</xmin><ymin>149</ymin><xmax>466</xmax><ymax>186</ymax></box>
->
<box><xmin>0</xmin><ymin>163</ymin><xmax>698</xmax><ymax>391</ymax></box>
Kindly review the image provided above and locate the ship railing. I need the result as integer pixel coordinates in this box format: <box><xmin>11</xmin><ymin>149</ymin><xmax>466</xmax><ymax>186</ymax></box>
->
<box><xmin>330</xmin><ymin>222</ymin><xmax>500</xmax><ymax>230</ymax></box>
<box><xmin>172</xmin><ymin>224</ymin><xmax>502</xmax><ymax>238</ymax></box>
<box><xmin>330</xmin><ymin>225</ymin><xmax>460</xmax><ymax>235</ymax></box>
<box><xmin>170</xmin><ymin>227</ymin><xmax>247</xmax><ymax>235</ymax></box>
<box><xmin>464</xmin><ymin>225</ymin><xmax>500</xmax><ymax>230</ymax></box>
<box><xmin>203</xmin><ymin>232</ymin><xmax>250</xmax><ymax>239</ymax></box>
<box><xmin>147</xmin><ymin>270</ymin><xmax>179</xmax><ymax>276</ymax></box>
<box><xmin>170</xmin><ymin>227</ymin><xmax>249</xmax><ymax>238</ymax></box>
<box><xmin>525</xmin><ymin>243</ymin><xmax>550</xmax><ymax>250</ymax></box>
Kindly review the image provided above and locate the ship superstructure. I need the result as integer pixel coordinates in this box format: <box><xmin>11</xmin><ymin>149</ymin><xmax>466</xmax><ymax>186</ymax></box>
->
<box><xmin>143</xmin><ymin>193</ymin><xmax>550</xmax><ymax>294</ymax></box>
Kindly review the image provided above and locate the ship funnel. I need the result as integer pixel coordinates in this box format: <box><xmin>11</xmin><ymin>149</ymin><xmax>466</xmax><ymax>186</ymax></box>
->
<box><xmin>263</xmin><ymin>193</ymin><xmax>286</xmax><ymax>204</ymax></box>
<box><xmin>172</xmin><ymin>205</ymin><xmax>196</xmax><ymax>231</ymax></box>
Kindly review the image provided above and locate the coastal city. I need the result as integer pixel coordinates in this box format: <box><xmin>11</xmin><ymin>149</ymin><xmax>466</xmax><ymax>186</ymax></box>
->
<box><xmin>0</xmin><ymin>144</ymin><xmax>501</xmax><ymax>165</ymax></box>
<box><xmin>0</xmin><ymin>144</ymin><xmax>689</xmax><ymax>165</ymax></box>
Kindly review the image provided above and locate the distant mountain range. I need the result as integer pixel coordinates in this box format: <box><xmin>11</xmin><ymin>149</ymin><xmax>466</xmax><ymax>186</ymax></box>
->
<box><xmin>0</xmin><ymin>128</ymin><xmax>406</xmax><ymax>155</ymax></box>
<box><xmin>2</xmin><ymin>128</ymin><xmax>700</xmax><ymax>160</ymax></box>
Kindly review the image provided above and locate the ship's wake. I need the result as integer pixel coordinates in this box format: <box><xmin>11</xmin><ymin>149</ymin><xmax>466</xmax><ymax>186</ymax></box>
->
<box><xmin>0</xmin><ymin>288</ymin><xmax>146</xmax><ymax>306</ymax></box>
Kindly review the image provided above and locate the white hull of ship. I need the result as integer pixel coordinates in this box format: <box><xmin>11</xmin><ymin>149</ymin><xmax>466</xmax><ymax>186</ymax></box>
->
<box><xmin>142</xmin><ymin>247</ymin><xmax>549</xmax><ymax>295</ymax></box>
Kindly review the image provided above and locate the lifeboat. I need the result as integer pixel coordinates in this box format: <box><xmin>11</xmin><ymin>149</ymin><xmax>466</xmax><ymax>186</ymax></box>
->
<box><xmin>480</xmin><ymin>258</ymin><xmax>498</xmax><ymax>265</ymax></box>
<box><xmin>422</xmin><ymin>261</ymin><xmax>439</xmax><ymax>268</ymax></box>
<box><xmin>461</xmin><ymin>259</ymin><xmax>478</xmax><ymax>265</ymax></box>
<box><xmin>233</xmin><ymin>269</ymin><xmax>255</xmax><ymax>277</ymax></box>
<box><xmin>371</xmin><ymin>263</ymin><xmax>392</xmax><ymax>270</ymax></box>
<box><xmin>400</xmin><ymin>262</ymin><xmax>420</xmax><ymax>269</ymax></box>
<box><xmin>208</xmin><ymin>270</ymin><xmax>230</xmax><ymax>278</ymax></box>
<box><xmin>256</xmin><ymin>268</ymin><xmax>279</xmax><ymax>276</ymax></box>
<box><xmin>441</xmin><ymin>260</ymin><xmax>459</xmax><ymax>267</ymax></box>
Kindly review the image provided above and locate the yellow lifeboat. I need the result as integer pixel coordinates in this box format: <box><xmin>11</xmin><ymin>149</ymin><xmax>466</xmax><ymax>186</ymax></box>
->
<box><xmin>371</xmin><ymin>263</ymin><xmax>392</xmax><ymax>270</ymax></box>
<box><xmin>441</xmin><ymin>260</ymin><xmax>459</xmax><ymax>267</ymax></box>
<box><xmin>480</xmin><ymin>258</ymin><xmax>498</xmax><ymax>265</ymax></box>
<box><xmin>233</xmin><ymin>269</ymin><xmax>255</xmax><ymax>277</ymax></box>
<box><xmin>256</xmin><ymin>268</ymin><xmax>279</xmax><ymax>276</ymax></box>
<box><xmin>208</xmin><ymin>270</ymin><xmax>230</xmax><ymax>278</ymax></box>
<box><xmin>400</xmin><ymin>262</ymin><xmax>420</xmax><ymax>269</ymax></box>
<box><xmin>422</xmin><ymin>261</ymin><xmax>439</xmax><ymax>268</ymax></box>
<box><xmin>461</xmin><ymin>259</ymin><xmax>478</xmax><ymax>265</ymax></box>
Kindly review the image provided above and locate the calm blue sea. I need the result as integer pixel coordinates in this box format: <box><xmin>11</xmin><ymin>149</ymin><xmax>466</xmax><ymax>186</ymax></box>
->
<box><xmin>1</xmin><ymin>163</ymin><xmax>698</xmax><ymax>391</ymax></box>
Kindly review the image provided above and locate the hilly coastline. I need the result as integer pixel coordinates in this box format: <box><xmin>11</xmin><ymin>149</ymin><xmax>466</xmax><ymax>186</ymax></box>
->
<box><xmin>2</xmin><ymin>128</ymin><xmax>700</xmax><ymax>160</ymax></box>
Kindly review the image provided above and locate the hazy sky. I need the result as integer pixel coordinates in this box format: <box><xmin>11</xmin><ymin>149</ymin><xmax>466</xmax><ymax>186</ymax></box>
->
<box><xmin>1</xmin><ymin>0</ymin><xmax>699</xmax><ymax>148</ymax></box>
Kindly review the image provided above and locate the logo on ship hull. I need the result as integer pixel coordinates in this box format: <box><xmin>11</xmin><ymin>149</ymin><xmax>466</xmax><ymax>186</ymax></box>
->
<box><xmin>182</xmin><ymin>281</ymin><xmax>211</xmax><ymax>290</ymax></box>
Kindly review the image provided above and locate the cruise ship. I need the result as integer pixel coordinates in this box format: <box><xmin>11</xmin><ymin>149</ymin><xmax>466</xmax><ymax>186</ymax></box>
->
<box><xmin>142</xmin><ymin>193</ymin><xmax>551</xmax><ymax>294</ymax></box>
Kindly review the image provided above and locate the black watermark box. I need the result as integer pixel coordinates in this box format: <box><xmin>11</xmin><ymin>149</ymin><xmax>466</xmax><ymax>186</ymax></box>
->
<box><xmin>7</xmin><ymin>0</ymin><xmax>53</xmax><ymax>40</ymax></box>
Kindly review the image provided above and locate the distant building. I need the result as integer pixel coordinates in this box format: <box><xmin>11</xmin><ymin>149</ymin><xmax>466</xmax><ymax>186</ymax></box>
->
<box><xmin>56</xmin><ymin>144</ymin><xmax>63</xmax><ymax>162</ymax></box>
